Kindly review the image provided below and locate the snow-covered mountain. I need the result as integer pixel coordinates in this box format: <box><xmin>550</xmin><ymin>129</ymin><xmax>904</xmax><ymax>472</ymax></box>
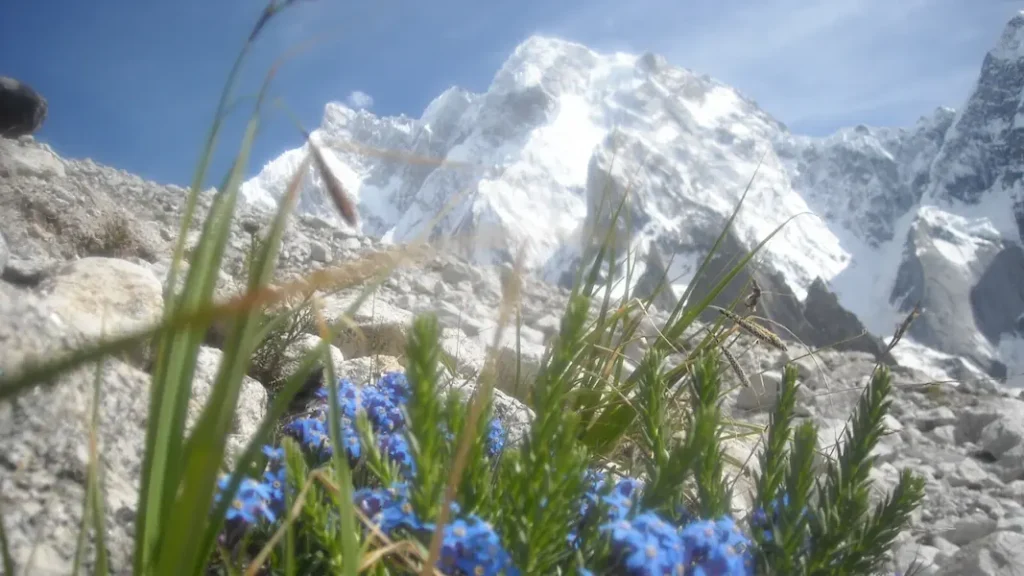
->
<box><xmin>243</xmin><ymin>13</ymin><xmax>1024</xmax><ymax>387</ymax></box>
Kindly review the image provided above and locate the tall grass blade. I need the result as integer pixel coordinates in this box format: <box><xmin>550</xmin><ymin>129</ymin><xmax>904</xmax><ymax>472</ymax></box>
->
<box><xmin>196</xmin><ymin>336</ymin><xmax>334</xmax><ymax>569</ymax></box>
<box><xmin>154</xmin><ymin>121</ymin><xmax>263</xmax><ymax>576</ymax></box>
<box><xmin>315</xmin><ymin>304</ymin><xmax>359</xmax><ymax>576</ymax></box>
<box><xmin>72</xmin><ymin>358</ymin><xmax>104</xmax><ymax>576</ymax></box>
<box><xmin>0</xmin><ymin>505</ymin><xmax>12</xmax><ymax>576</ymax></box>
<box><xmin>156</xmin><ymin>38</ymin><xmax>307</xmax><ymax>571</ymax></box>
<box><xmin>136</xmin><ymin>32</ymin><xmax>257</xmax><ymax>575</ymax></box>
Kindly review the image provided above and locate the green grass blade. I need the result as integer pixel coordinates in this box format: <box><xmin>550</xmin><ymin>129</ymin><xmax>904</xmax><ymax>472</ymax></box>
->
<box><xmin>154</xmin><ymin>113</ymin><xmax>267</xmax><ymax>575</ymax></box>
<box><xmin>143</xmin><ymin>158</ymin><xmax>251</xmax><ymax>573</ymax></box>
<box><xmin>0</xmin><ymin>502</ymin><xmax>14</xmax><ymax>576</ymax></box>
<box><xmin>664</xmin><ymin>151</ymin><xmax>767</xmax><ymax>330</ymax></box>
<box><xmin>72</xmin><ymin>358</ymin><xmax>105</xmax><ymax>576</ymax></box>
<box><xmin>136</xmin><ymin>35</ymin><xmax>255</xmax><ymax>574</ymax></box>
<box><xmin>583</xmin><ymin>209</ymin><xmax>808</xmax><ymax>455</ymax></box>
<box><xmin>140</xmin><ymin>155</ymin><xmax>261</xmax><ymax>571</ymax></box>
<box><xmin>194</xmin><ymin>337</ymin><xmax>333</xmax><ymax>571</ymax></box>
<box><xmin>320</xmin><ymin>318</ymin><xmax>359</xmax><ymax>576</ymax></box>
<box><xmin>90</xmin><ymin>465</ymin><xmax>109</xmax><ymax>576</ymax></box>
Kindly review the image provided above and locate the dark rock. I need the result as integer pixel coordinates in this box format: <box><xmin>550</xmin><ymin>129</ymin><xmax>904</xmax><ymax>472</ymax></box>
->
<box><xmin>1</xmin><ymin>257</ymin><xmax>56</xmax><ymax>287</ymax></box>
<box><xmin>802</xmin><ymin>277</ymin><xmax>897</xmax><ymax>365</ymax></box>
<box><xmin>671</xmin><ymin>229</ymin><xmax>815</xmax><ymax>343</ymax></box>
<box><xmin>632</xmin><ymin>243</ymin><xmax>680</xmax><ymax>312</ymax></box>
<box><xmin>970</xmin><ymin>244</ymin><xmax>1024</xmax><ymax>344</ymax></box>
<box><xmin>649</xmin><ymin>234</ymin><xmax>895</xmax><ymax>365</ymax></box>
<box><xmin>0</xmin><ymin>77</ymin><xmax>47</xmax><ymax>138</ymax></box>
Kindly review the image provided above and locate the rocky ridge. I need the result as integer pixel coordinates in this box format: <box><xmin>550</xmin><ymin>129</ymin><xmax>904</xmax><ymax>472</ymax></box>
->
<box><xmin>4</xmin><ymin>132</ymin><xmax>1024</xmax><ymax>574</ymax></box>
<box><xmin>242</xmin><ymin>12</ymin><xmax>1024</xmax><ymax>388</ymax></box>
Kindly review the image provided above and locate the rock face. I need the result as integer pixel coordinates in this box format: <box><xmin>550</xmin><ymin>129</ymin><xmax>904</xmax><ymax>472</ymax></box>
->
<box><xmin>890</xmin><ymin>207</ymin><xmax>1012</xmax><ymax>377</ymax></box>
<box><xmin>0</xmin><ymin>281</ymin><xmax>150</xmax><ymax>574</ymax></box>
<box><xmin>927</xmin><ymin>13</ymin><xmax>1024</xmax><ymax>211</ymax></box>
<box><xmin>37</xmin><ymin>257</ymin><xmax>165</xmax><ymax>368</ymax></box>
<box><xmin>0</xmin><ymin>76</ymin><xmax>47</xmax><ymax>138</ymax></box>
<box><xmin>971</xmin><ymin>245</ymin><xmax>1024</xmax><ymax>344</ymax></box>
<box><xmin>240</xmin><ymin>12</ymin><xmax>1024</xmax><ymax>383</ymax></box>
<box><xmin>777</xmin><ymin>107</ymin><xmax>955</xmax><ymax>249</ymax></box>
<box><xmin>802</xmin><ymin>277</ymin><xmax>896</xmax><ymax>365</ymax></box>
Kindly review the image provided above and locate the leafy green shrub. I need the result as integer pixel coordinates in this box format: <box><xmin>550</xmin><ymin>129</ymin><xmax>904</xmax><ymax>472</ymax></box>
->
<box><xmin>0</xmin><ymin>2</ymin><xmax>926</xmax><ymax>575</ymax></box>
<box><xmin>248</xmin><ymin>297</ymin><xmax>316</xmax><ymax>389</ymax></box>
<box><xmin>202</xmin><ymin>309</ymin><xmax>923</xmax><ymax>575</ymax></box>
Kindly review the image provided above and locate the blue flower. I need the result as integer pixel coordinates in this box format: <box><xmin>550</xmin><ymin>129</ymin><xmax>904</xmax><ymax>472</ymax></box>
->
<box><xmin>283</xmin><ymin>417</ymin><xmax>331</xmax><ymax>458</ymax></box>
<box><xmin>261</xmin><ymin>444</ymin><xmax>285</xmax><ymax>462</ymax></box>
<box><xmin>353</xmin><ymin>483</ymin><xmax>423</xmax><ymax>534</ymax></box>
<box><xmin>378</xmin><ymin>432</ymin><xmax>416</xmax><ymax>477</ymax></box>
<box><xmin>225</xmin><ymin>496</ymin><xmax>259</xmax><ymax>525</ymax></box>
<box><xmin>315</xmin><ymin>378</ymin><xmax>362</xmax><ymax>419</ymax></box>
<box><xmin>678</xmin><ymin>516</ymin><xmax>754</xmax><ymax>575</ymax></box>
<box><xmin>353</xmin><ymin>483</ymin><xmax>517</xmax><ymax>574</ymax></box>
<box><xmin>600</xmin><ymin>512</ymin><xmax>688</xmax><ymax>576</ymax></box>
<box><xmin>343</xmin><ymin>426</ymin><xmax>363</xmax><ymax>460</ymax></box>
<box><xmin>615</xmin><ymin>477</ymin><xmax>644</xmax><ymax>499</ymax></box>
<box><xmin>377</xmin><ymin>371</ymin><xmax>411</xmax><ymax>405</ymax></box>
<box><xmin>437</xmin><ymin>515</ymin><xmax>519</xmax><ymax>576</ymax></box>
<box><xmin>216</xmin><ymin>475</ymin><xmax>278</xmax><ymax>526</ymax></box>
<box><xmin>748</xmin><ymin>493</ymin><xmax>812</xmax><ymax>552</ymax></box>
<box><xmin>486</xmin><ymin>418</ymin><xmax>507</xmax><ymax>458</ymax></box>
<box><xmin>362</xmin><ymin>386</ymin><xmax>405</xmax><ymax>432</ymax></box>
<box><xmin>262</xmin><ymin>466</ymin><xmax>287</xmax><ymax>505</ymax></box>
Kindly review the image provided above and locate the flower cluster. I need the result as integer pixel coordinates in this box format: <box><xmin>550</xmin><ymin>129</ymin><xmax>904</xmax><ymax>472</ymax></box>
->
<box><xmin>284</xmin><ymin>372</ymin><xmax>507</xmax><ymax>475</ymax></box>
<box><xmin>353</xmin><ymin>483</ymin><xmax>519</xmax><ymax>576</ymax></box>
<box><xmin>570</xmin><ymin>468</ymin><xmax>754</xmax><ymax>575</ymax></box>
<box><xmin>569</xmin><ymin>469</ymin><xmax>644</xmax><ymax>546</ymax></box>
<box><xmin>212</xmin><ymin>372</ymin><xmax>514</xmax><ymax>560</ymax></box>
<box><xmin>208</xmin><ymin>370</ymin><xmax>790</xmax><ymax>576</ymax></box>
<box><xmin>214</xmin><ymin>445</ymin><xmax>289</xmax><ymax>529</ymax></box>
<box><xmin>598</xmin><ymin>510</ymin><xmax>754</xmax><ymax>575</ymax></box>
<box><xmin>439</xmin><ymin>516</ymin><xmax>519</xmax><ymax>576</ymax></box>
<box><xmin>353</xmin><ymin>482</ymin><xmax>424</xmax><ymax>534</ymax></box>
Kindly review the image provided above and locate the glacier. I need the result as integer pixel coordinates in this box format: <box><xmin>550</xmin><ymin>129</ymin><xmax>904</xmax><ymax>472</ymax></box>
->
<box><xmin>242</xmin><ymin>13</ymin><xmax>1024</xmax><ymax>387</ymax></box>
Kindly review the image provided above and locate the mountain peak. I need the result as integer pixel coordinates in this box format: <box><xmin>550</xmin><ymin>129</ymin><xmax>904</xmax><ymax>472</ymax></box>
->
<box><xmin>488</xmin><ymin>34</ymin><xmax>615</xmax><ymax>95</ymax></box>
<box><xmin>511</xmin><ymin>35</ymin><xmax>590</xmax><ymax>58</ymax></box>
<box><xmin>242</xmin><ymin>14</ymin><xmax>1024</xmax><ymax>385</ymax></box>
<box><xmin>991</xmin><ymin>10</ymin><xmax>1024</xmax><ymax>61</ymax></box>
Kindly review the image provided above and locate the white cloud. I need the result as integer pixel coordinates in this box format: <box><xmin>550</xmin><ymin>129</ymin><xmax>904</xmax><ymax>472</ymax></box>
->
<box><xmin>345</xmin><ymin>90</ymin><xmax>375</xmax><ymax>110</ymax></box>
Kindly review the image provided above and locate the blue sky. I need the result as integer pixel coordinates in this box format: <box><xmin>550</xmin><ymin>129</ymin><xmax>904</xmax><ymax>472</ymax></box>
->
<box><xmin>1</xmin><ymin>0</ymin><xmax>1017</xmax><ymax>187</ymax></box>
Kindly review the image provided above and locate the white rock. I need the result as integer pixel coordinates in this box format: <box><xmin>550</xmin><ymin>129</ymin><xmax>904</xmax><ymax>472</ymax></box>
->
<box><xmin>935</xmin><ymin>531</ymin><xmax>1024</xmax><ymax>576</ymax></box>
<box><xmin>275</xmin><ymin>333</ymin><xmax>346</xmax><ymax>384</ymax></box>
<box><xmin>981</xmin><ymin>417</ymin><xmax>1024</xmax><ymax>461</ymax></box>
<box><xmin>309</xmin><ymin>240</ymin><xmax>331</xmax><ymax>263</ymax></box>
<box><xmin>939</xmin><ymin>458</ymin><xmax>1001</xmax><ymax>490</ymax></box>
<box><xmin>38</xmin><ymin>257</ymin><xmax>164</xmax><ymax>367</ymax></box>
<box><xmin>188</xmin><ymin>346</ymin><xmax>268</xmax><ymax>466</ymax></box>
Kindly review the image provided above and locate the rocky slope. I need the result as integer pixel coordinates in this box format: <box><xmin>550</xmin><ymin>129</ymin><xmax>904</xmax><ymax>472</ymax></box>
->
<box><xmin>243</xmin><ymin>12</ymin><xmax>1024</xmax><ymax>388</ymax></box>
<box><xmin>4</xmin><ymin>127</ymin><xmax>1024</xmax><ymax>574</ymax></box>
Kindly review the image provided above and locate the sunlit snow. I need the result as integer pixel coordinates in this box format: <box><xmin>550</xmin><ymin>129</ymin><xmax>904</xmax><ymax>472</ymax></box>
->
<box><xmin>240</xmin><ymin>31</ymin><xmax>1024</xmax><ymax>389</ymax></box>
